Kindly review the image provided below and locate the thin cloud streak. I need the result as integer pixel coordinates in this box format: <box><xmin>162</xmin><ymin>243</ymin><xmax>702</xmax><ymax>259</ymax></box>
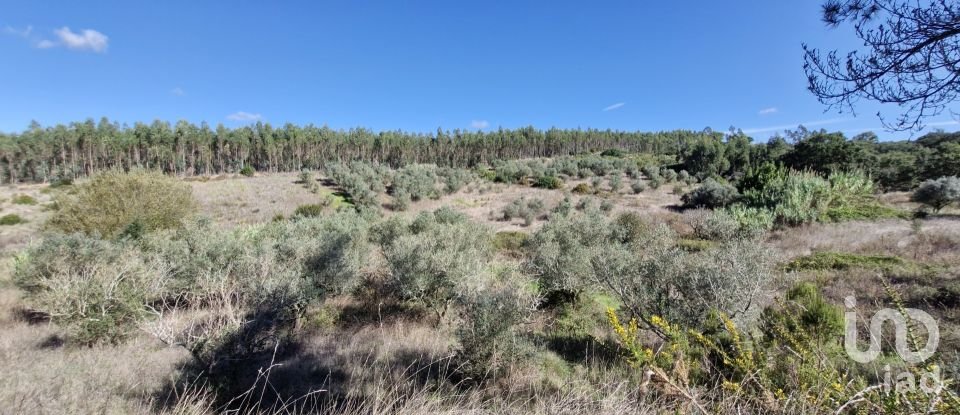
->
<box><xmin>470</xmin><ymin>120</ymin><xmax>490</xmax><ymax>129</ymax></box>
<box><xmin>602</xmin><ymin>102</ymin><xmax>625</xmax><ymax>112</ymax></box>
<box><xmin>758</xmin><ymin>107</ymin><xmax>778</xmax><ymax>115</ymax></box>
<box><xmin>741</xmin><ymin>118</ymin><xmax>848</xmax><ymax>135</ymax></box>
<box><xmin>226</xmin><ymin>111</ymin><xmax>262</xmax><ymax>122</ymax></box>
<box><xmin>3</xmin><ymin>25</ymin><xmax>32</xmax><ymax>38</ymax></box>
<box><xmin>925</xmin><ymin>120</ymin><xmax>959</xmax><ymax>127</ymax></box>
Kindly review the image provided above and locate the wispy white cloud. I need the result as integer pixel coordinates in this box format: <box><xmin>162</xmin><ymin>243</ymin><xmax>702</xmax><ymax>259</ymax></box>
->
<box><xmin>602</xmin><ymin>102</ymin><xmax>625</xmax><ymax>112</ymax></box>
<box><xmin>740</xmin><ymin>118</ymin><xmax>848</xmax><ymax>135</ymax></box>
<box><xmin>470</xmin><ymin>120</ymin><xmax>490</xmax><ymax>129</ymax></box>
<box><xmin>841</xmin><ymin>127</ymin><xmax>880</xmax><ymax>135</ymax></box>
<box><xmin>3</xmin><ymin>25</ymin><xmax>32</xmax><ymax>38</ymax></box>
<box><xmin>226</xmin><ymin>111</ymin><xmax>262</xmax><ymax>122</ymax></box>
<box><xmin>758</xmin><ymin>107</ymin><xmax>778</xmax><ymax>115</ymax></box>
<box><xmin>924</xmin><ymin>120</ymin><xmax>959</xmax><ymax>127</ymax></box>
<box><xmin>54</xmin><ymin>27</ymin><xmax>108</xmax><ymax>52</ymax></box>
<box><xmin>170</xmin><ymin>87</ymin><xmax>186</xmax><ymax>96</ymax></box>
<box><xmin>843</xmin><ymin>120</ymin><xmax>959</xmax><ymax>136</ymax></box>
<box><xmin>5</xmin><ymin>25</ymin><xmax>108</xmax><ymax>53</ymax></box>
<box><xmin>33</xmin><ymin>27</ymin><xmax>109</xmax><ymax>52</ymax></box>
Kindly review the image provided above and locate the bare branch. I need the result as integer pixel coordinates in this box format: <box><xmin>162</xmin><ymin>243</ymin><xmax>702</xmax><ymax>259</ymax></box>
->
<box><xmin>805</xmin><ymin>0</ymin><xmax>960</xmax><ymax>131</ymax></box>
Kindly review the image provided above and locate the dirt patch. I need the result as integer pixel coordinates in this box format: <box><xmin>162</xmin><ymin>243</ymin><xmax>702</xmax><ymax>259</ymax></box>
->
<box><xmin>190</xmin><ymin>173</ymin><xmax>342</xmax><ymax>226</ymax></box>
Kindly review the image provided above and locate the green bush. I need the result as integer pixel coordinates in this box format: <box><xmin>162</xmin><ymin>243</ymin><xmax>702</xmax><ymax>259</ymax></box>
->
<box><xmin>0</xmin><ymin>214</ymin><xmax>27</xmax><ymax>225</ymax></box>
<box><xmin>721</xmin><ymin>205</ymin><xmax>774</xmax><ymax>235</ymax></box>
<box><xmin>14</xmin><ymin>234</ymin><xmax>164</xmax><ymax>345</ymax></box>
<box><xmin>594</xmin><ymin>228</ymin><xmax>775</xmax><ymax>328</ymax></box>
<box><xmin>661</xmin><ymin>168</ymin><xmax>678</xmax><ymax>182</ymax></box>
<box><xmin>681</xmin><ymin>178</ymin><xmax>739</xmax><ymax>208</ymax></box>
<box><xmin>239</xmin><ymin>165</ymin><xmax>255</xmax><ymax>177</ymax></box>
<box><xmin>492</xmin><ymin>160</ymin><xmax>533</xmax><ymax>184</ymax></box>
<box><xmin>439</xmin><ymin>167</ymin><xmax>474</xmax><ymax>194</ymax></box>
<box><xmin>324</xmin><ymin>161</ymin><xmax>389</xmax><ymax>208</ymax></box>
<box><xmin>12</xmin><ymin>194</ymin><xmax>37</xmax><ymax>205</ymax></box>
<box><xmin>911</xmin><ymin>176</ymin><xmax>960</xmax><ymax>212</ymax></box>
<box><xmin>740</xmin><ymin>167</ymin><xmax>882</xmax><ymax>226</ymax></box>
<box><xmin>433</xmin><ymin>205</ymin><xmax>467</xmax><ymax>224</ymax></box>
<box><xmin>476</xmin><ymin>167</ymin><xmax>496</xmax><ymax>182</ymax></box>
<box><xmin>455</xmin><ymin>266</ymin><xmax>537</xmax><ymax>379</ymax></box>
<box><xmin>136</xmin><ymin>216</ymin><xmax>370</xmax><ymax>389</ymax></box>
<box><xmin>686</xmin><ymin>209</ymin><xmax>741</xmax><ymax>241</ymax></box>
<box><xmin>392</xmin><ymin>190</ymin><xmax>411</xmax><ymax>211</ymax></box>
<box><xmin>608</xmin><ymin>175</ymin><xmax>623</xmax><ymax>192</ymax></box>
<box><xmin>761</xmin><ymin>282</ymin><xmax>844</xmax><ymax>344</ymax></box>
<box><xmin>600</xmin><ymin>148</ymin><xmax>625</xmax><ymax>158</ymax></box>
<box><xmin>550</xmin><ymin>195</ymin><xmax>573</xmax><ymax>217</ymax></box>
<box><xmin>393</xmin><ymin>164</ymin><xmax>439</xmax><ymax>201</ymax></box>
<box><xmin>293</xmin><ymin>203</ymin><xmax>326</xmax><ymax>218</ymax></box>
<box><xmin>534</xmin><ymin>175</ymin><xmax>564</xmax><ymax>189</ymax></box>
<box><xmin>610</xmin><ymin>212</ymin><xmax>649</xmax><ymax>243</ymax></box>
<box><xmin>298</xmin><ymin>169</ymin><xmax>314</xmax><ymax>185</ymax></box>
<box><xmin>384</xmin><ymin>218</ymin><xmax>493</xmax><ymax>320</ymax></box>
<box><xmin>527</xmin><ymin>211</ymin><xmax>609</xmax><ymax>301</ymax></box>
<box><xmin>630</xmin><ymin>180</ymin><xmax>646</xmax><ymax>194</ymax></box>
<box><xmin>687</xmin><ymin>207</ymin><xmax>773</xmax><ymax>241</ymax></box>
<box><xmin>14</xmin><ymin>211</ymin><xmax>373</xmax><ymax>356</ymax></box>
<box><xmin>648</xmin><ymin>176</ymin><xmax>662</xmax><ymax>189</ymax></box>
<box><xmin>641</xmin><ymin>165</ymin><xmax>660</xmax><ymax>180</ymax></box>
<box><xmin>492</xmin><ymin>231</ymin><xmax>529</xmax><ymax>252</ymax></box>
<box><xmin>46</xmin><ymin>169</ymin><xmax>197</xmax><ymax>238</ymax></box>
<box><xmin>499</xmin><ymin>197</ymin><xmax>546</xmax><ymax>226</ymax></box>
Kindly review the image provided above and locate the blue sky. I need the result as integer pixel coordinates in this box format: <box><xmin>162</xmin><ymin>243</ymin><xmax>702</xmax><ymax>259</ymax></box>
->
<box><xmin>2</xmin><ymin>1</ymin><xmax>958</xmax><ymax>140</ymax></box>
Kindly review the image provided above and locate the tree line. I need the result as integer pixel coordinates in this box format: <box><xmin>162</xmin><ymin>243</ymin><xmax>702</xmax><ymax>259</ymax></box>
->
<box><xmin>675</xmin><ymin>127</ymin><xmax>960</xmax><ymax>191</ymax></box>
<box><xmin>1</xmin><ymin>118</ymin><xmax>957</xmax><ymax>190</ymax></box>
<box><xmin>0</xmin><ymin>118</ymin><xmax>703</xmax><ymax>183</ymax></box>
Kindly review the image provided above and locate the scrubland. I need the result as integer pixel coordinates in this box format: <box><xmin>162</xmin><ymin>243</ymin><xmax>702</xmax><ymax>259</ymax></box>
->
<box><xmin>0</xmin><ymin>155</ymin><xmax>958</xmax><ymax>415</ymax></box>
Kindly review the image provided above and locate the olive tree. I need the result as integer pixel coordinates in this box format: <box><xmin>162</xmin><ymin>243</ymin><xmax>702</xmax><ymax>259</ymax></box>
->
<box><xmin>912</xmin><ymin>176</ymin><xmax>960</xmax><ymax>212</ymax></box>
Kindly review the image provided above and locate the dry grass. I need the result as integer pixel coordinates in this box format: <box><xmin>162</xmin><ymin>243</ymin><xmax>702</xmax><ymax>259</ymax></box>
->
<box><xmin>767</xmin><ymin>217</ymin><xmax>960</xmax><ymax>263</ymax></box>
<box><xmin>184</xmin><ymin>171</ymin><xmax>686</xmax><ymax>232</ymax></box>
<box><xmin>189</xmin><ymin>173</ymin><xmax>339</xmax><ymax>227</ymax></box>
<box><xmin>0</xmin><ymin>184</ymin><xmax>53</xmax><ymax>256</ymax></box>
<box><xmin>0</xmin><ymin>318</ymin><xmax>190</xmax><ymax>414</ymax></box>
